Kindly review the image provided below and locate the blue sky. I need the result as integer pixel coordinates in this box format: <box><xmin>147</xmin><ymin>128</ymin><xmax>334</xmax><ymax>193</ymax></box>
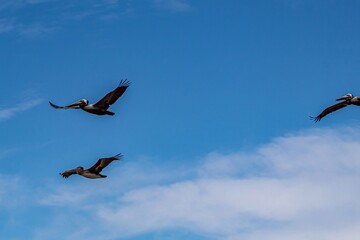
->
<box><xmin>1</xmin><ymin>0</ymin><xmax>360</xmax><ymax>239</ymax></box>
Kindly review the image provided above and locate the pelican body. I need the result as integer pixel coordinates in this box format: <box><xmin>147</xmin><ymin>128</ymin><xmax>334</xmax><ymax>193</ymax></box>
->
<box><xmin>311</xmin><ymin>93</ymin><xmax>360</xmax><ymax>122</ymax></box>
<box><xmin>60</xmin><ymin>154</ymin><xmax>122</xmax><ymax>179</ymax></box>
<box><xmin>49</xmin><ymin>79</ymin><xmax>130</xmax><ymax>116</ymax></box>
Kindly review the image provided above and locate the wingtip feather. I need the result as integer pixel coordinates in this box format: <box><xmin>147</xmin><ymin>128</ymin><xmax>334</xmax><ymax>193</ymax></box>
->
<box><xmin>49</xmin><ymin>101</ymin><xmax>62</xmax><ymax>109</ymax></box>
<box><xmin>309</xmin><ymin>116</ymin><xmax>320</xmax><ymax>123</ymax></box>
<box><xmin>119</xmin><ymin>79</ymin><xmax>131</xmax><ymax>87</ymax></box>
<box><xmin>59</xmin><ymin>173</ymin><xmax>67</xmax><ymax>178</ymax></box>
<box><xmin>114</xmin><ymin>153</ymin><xmax>123</xmax><ymax>160</ymax></box>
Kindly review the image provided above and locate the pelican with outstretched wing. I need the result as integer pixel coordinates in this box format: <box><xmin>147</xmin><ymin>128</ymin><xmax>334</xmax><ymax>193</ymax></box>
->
<box><xmin>310</xmin><ymin>93</ymin><xmax>360</xmax><ymax>122</ymax></box>
<box><xmin>60</xmin><ymin>154</ymin><xmax>123</xmax><ymax>179</ymax></box>
<box><xmin>49</xmin><ymin>79</ymin><xmax>130</xmax><ymax>116</ymax></box>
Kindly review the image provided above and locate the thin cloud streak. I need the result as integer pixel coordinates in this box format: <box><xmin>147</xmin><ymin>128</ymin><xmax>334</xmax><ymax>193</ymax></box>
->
<box><xmin>0</xmin><ymin>18</ymin><xmax>56</xmax><ymax>37</ymax></box>
<box><xmin>36</xmin><ymin>128</ymin><xmax>360</xmax><ymax>240</ymax></box>
<box><xmin>0</xmin><ymin>0</ymin><xmax>54</xmax><ymax>11</ymax></box>
<box><xmin>0</xmin><ymin>99</ymin><xmax>43</xmax><ymax>121</ymax></box>
<box><xmin>0</xmin><ymin>18</ymin><xmax>14</xmax><ymax>33</ymax></box>
<box><xmin>18</xmin><ymin>22</ymin><xmax>57</xmax><ymax>37</ymax></box>
<box><xmin>0</xmin><ymin>0</ymin><xmax>191</xmax><ymax>38</ymax></box>
<box><xmin>0</xmin><ymin>0</ymin><xmax>129</xmax><ymax>37</ymax></box>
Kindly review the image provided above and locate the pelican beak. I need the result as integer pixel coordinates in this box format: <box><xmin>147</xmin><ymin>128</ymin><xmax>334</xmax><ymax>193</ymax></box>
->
<box><xmin>336</xmin><ymin>95</ymin><xmax>350</xmax><ymax>101</ymax></box>
<box><xmin>63</xmin><ymin>101</ymin><xmax>83</xmax><ymax>109</ymax></box>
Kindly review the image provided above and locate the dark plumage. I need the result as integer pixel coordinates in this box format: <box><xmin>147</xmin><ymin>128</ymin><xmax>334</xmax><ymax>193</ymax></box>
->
<box><xmin>60</xmin><ymin>154</ymin><xmax>123</xmax><ymax>179</ymax></box>
<box><xmin>49</xmin><ymin>79</ymin><xmax>130</xmax><ymax>116</ymax></box>
<box><xmin>310</xmin><ymin>93</ymin><xmax>360</xmax><ymax>122</ymax></box>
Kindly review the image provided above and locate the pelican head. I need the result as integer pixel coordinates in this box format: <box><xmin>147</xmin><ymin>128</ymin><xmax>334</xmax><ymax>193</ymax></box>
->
<box><xmin>336</xmin><ymin>93</ymin><xmax>353</xmax><ymax>101</ymax></box>
<box><xmin>76</xmin><ymin>166</ymin><xmax>84</xmax><ymax>174</ymax></box>
<box><xmin>63</xmin><ymin>99</ymin><xmax>89</xmax><ymax>109</ymax></box>
<box><xmin>79</xmin><ymin>99</ymin><xmax>89</xmax><ymax>105</ymax></box>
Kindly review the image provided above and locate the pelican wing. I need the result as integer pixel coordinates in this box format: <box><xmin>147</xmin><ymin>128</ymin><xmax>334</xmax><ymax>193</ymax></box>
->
<box><xmin>49</xmin><ymin>101</ymin><xmax>81</xmax><ymax>109</ymax></box>
<box><xmin>94</xmin><ymin>79</ymin><xmax>130</xmax><ymax>109</ymax></box>
<box><xmin>310</xmin><ymin>101</ymin><xmax>349</xmax><ymax>122</ymax></box>
<box><xmin>88</xmin><ymin>153</ymin><xmax>123</xmax><ymax>174</ymax></box>
<box><xmin>60</xmin><ymin>168</ymin><xmax>78</xmax><ymax>178</ymax></box>
<box><xmin>49</xmin><ymin>101</ymin><xmax>64</xmax><ymax>109</ymax></box>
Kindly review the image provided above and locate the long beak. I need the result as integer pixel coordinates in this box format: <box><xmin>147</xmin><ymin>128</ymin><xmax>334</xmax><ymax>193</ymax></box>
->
<box><xmin>336</xmin><ymin>95</ymin><xmax>350</xmax><ymax>101</ymax></box>
<box><xmin>63</xmin><ymin>101</ymin><xmax>83</xmax><ymax>109</ymax></box>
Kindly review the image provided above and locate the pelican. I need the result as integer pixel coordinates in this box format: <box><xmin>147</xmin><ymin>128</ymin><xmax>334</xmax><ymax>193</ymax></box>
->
<box><xmin>49</xmin><ymin>79</ymin><xmax>130</xmax><ymax>116</ymax></box>
<box><xmin>310</xmin><ymin>93</ymin><xmax>360</xmax><ymax>122</ymax></box>
<box><xmin>60</xmin><ymin>153</ymin><xmax>122</xmax><ymax>179</ymax></box>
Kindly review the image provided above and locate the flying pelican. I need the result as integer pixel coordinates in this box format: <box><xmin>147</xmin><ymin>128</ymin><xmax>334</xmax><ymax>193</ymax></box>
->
<box><xmin>310</xmin><ymin>93</ymin><xmax>360</xmax><ymax>122</ymax></box>
<box><xmin>60</xmin><ymin>153</ymin><xmax>122</xmax><ymax>179</ymax></box>
<box><xmin>49</xmin><ymin>79</ymin><xmax>130</xmax><ymax>116</ymax></box>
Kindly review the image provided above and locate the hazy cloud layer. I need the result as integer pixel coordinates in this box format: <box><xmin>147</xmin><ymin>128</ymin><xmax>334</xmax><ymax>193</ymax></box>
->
<box><xmin>34</xmin><ymin>127</ymin><xmax>360</xmax><ymax>239</ymax></box>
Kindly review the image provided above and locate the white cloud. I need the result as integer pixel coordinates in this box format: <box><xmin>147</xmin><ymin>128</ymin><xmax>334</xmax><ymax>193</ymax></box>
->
<box><xmin>35</xmin><ymin>127</ymin><xmax>360</xmax><ymax>239</ymax></box>
<box><xmin>0</xmin><ymin>98</ymin><xmax>43</xmax><ymax>121</ymax></box>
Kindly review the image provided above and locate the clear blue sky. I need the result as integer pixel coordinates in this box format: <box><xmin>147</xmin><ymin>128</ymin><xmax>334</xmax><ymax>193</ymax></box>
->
<box><xmin>1</xmin><ymin>1</ymin><xmax>360</xmax><ymax>239</ymax></box>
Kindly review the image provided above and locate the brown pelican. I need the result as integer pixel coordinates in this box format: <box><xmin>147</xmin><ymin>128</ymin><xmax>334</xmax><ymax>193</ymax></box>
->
<box><xmin>60</xmin><ymin>153</ymin><xmax>122</xmax><ymax>179</ymax></box>
<box><xmin>310</xmin><ymin>93</ymin><xmax>360</xmax><ymax>122</ymax></box>
<box><xmin>49</xmin><ymin>79</ymin><xmax>130</xmax><ymax>116</ymax></box>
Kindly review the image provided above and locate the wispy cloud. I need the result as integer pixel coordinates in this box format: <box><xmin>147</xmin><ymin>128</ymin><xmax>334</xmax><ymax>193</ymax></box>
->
<box><xmin>18</xmin><ymin>22</ymin><xmax>57</xmax><ymax>37</ymax></box>
<box><xmin>154</xmin><ymin>0</ymin><xmax>192</xmax><ymax>12</ymax></box>
<box><xmin>0</xmin><ymin>174</ymin><xmax>29</xmax><ymax>208</ymax></box>
<box><xmin>0</xmin><ymin>0</ymin><xmax>189</xmax><ymax>38</ymax></box>
<box><xmin>0</xmin><ymin>0</ymin><xmax>131</xmax><ymax>37</ymax></box>
<box><xmin>0</xmin><ymin>0</ymin><xmax>58</xmax><ymax>37</ymax></box>
<box><xmin>0</xmin><ymin>98</ymin><xmax>43</xmax><ymax>121</ymax></box>
<box><xmin>36</xmin><ymin>127</ymin><xmax>360</xmax><ymax>240</ymax></box>
<box><xmin>0</xmin><ymin>18</ymin><xmax>15</xmax><ymax>33</ymax></box>
<box><xmin>0</xmin><ymin>0</ymin><xmax>21</xmax><ymax>10</ymax></box>
<box><xmin>0</xmin><ymin>0</ymin><xmax>55</xmax><ymax>11</ymax></box>
<box><xmin>0</xmin><ymin>18</ymin><xmax>56</xmax><ymax>37</ymax></box>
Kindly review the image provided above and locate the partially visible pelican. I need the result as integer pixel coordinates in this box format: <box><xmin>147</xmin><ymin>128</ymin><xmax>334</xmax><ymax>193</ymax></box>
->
<box><xmin>310</xmin><ymin>93</ymin><xmax>360</xmax><ymax>122</ymax></box>
<box><xmin>49</xmin><ymin>79</ymin><xmax>130</xmax><ymax>116</ymax></box>
<box><xmin>60</xmin><ymin>154</ymin><xmax>122</xmax><ymax>179</ymax></box>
